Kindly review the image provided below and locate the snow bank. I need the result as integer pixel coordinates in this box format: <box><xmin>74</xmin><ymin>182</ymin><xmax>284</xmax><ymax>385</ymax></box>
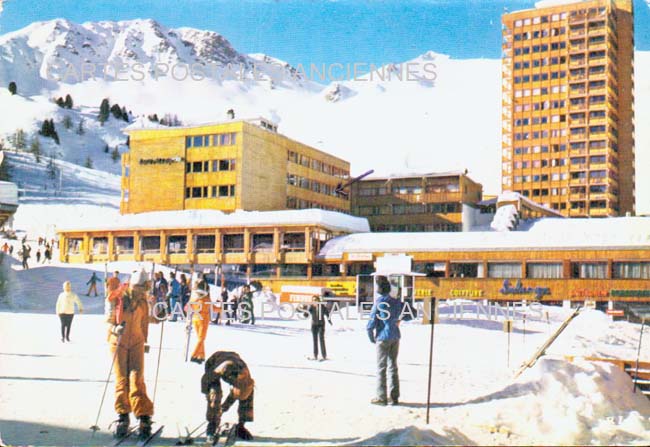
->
<box><xmin>477</xmin><ymin>357</ymin><xmax>650</xmax><ymax>445</ymax></box>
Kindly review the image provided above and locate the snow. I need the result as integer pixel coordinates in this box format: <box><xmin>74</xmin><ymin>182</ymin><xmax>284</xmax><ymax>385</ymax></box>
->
<box><xmin>320</xmin><ymin>216</ymin><xmax>650</xmax><ymax>259</ymax></box>
<box><xmin>1</xmin><ymin>257</ymin><xmax>649</xmax><ymax>445</ymax></box>
<box><xmin>58</xmin><ymin>208</ymin><xmax>370</xmax><ymax>234</ymax></box>
<box><xmin>1</xmin><ymin>20</ymin><xmax>650</xmax><ymax>213</ymax></box>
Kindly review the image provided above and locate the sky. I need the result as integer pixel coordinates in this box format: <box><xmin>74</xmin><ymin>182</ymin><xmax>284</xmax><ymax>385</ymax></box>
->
<box><xmin>0</xmin><ymin>0</ymin><xmax>649</xmax><ymax>69</ymax></box>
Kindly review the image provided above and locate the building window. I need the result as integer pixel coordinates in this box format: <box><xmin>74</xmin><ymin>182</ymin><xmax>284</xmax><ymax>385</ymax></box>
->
<box><xmin>141</xmin><ymin>236</ymin><xmax>161</xmax><ymax>254</ymax></box>
<box><xmin>488</xmin><ymin>262</ymin><xmax>522</xmax><ymax>278</ymax></box>
<box><xmin>167</xmin><ymin>235</ymin><xmax>187</xmax><ymax>254</ymax></box>
<box><xmin>194</xmin><ymin>235</ymin><xmax>216</xmax><ymax>254</ymax></box>
<box><xmin>92</xmin><ymin>237</ymin><xmax>108</xmax><ymax>255</ymax></box>
<box><xmin>527</xmin><ymin>263</ymin><xmax>563</xmax><ymax>279</ymax></box>
<box><xmin>115</xmin><ymin>237</ymin><xmax>134</xmax><ymax>254</ymax></box>
<box><xmin>450</xmin><ymin>262</ymin><xmax>484</xmax><ymax>278</ymax></box>
<box><xmin>612</xmin><ymin>262</ymin><xmax>650</xmax><ymax>279</ymax></box>
<box><xmin>312</xmin><ymin>264</ymin><xmax>341</xmax><ymax>277</ymax></box>
<box><xmin>67</xmin><ymin>238</ymin><xmax>83</xmax><ymax>255</ymax></box>
<box><xmin>251</xmin><ymin>264</ymin><xmax>276</xmax><ymax>277</ymax></box>
<box><xmin>192</xmin><ymin>136</ymin><xmax>204</xmax><ymax>147</ymax></box>
<box><xmin>223</xmin><ymin>234</ymin><xmax>244</xmax><ymax>253</ymax></box>
<box><xmin>414</xmin><ymin>262</ymin><xmax>446</xmax><ymax>278</ymax></box>
<box><xmin>571</xmin><ymin>262</ymin><xmax>607</xmax><ymax>279</ymax></box>
<box><xmin>251</xmin><ymin>234</ymin><xmax>274</xmax><ymax>252</ymax></box>
<box><xmin>214</xmin><ymin>185</ymin><xmax>235</xmax><ymax>197</ymax></box>
<box><xmin>280</xmin><ymin>264</ymin><xmax>308</xmax><ymax>277</ymax></box>
<box><xmin>282</xmin><ymin>233</ymin><xmax>305</xmax><ymax>251</ymax></box>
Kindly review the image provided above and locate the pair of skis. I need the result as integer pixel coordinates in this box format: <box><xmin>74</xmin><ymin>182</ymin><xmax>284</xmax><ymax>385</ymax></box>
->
<box><xmin>176</xmin><ymin>422</ymin><xmax>238</xmax><ymax>446</ymax></box>
<box><xmin>112</xmin><ymin>424</ymin><xmax>164</xmax><ymax>447</ymax></box>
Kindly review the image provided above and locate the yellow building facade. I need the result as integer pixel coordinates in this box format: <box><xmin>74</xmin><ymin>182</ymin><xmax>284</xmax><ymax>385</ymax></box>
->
<box><xmin>350</xmin><ymin>172</ymin><xmax>483</xmax><ymax>232</ymax></box>
<box><xmin>121</xmin><ymin>118</ymin><xmax>350</xmax><ymax>214</ymax></box>
<box><xmin>501</xmin><ymin>0</ymin><xmax>635</xmax><ymax>217</ymax></box>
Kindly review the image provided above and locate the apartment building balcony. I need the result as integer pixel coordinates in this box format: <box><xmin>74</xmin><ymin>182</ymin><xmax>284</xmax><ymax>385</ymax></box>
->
<box><xmin>588</xmin><ymin>42</ymin><xmax>607</xmax><ymax>52</ymax></box>
<box><xmin>570</xmin><ymin>192</ymin><xmax>587</xmax><ymax>200</ymax></box>
<box><xmin>568</xmin><ymin>208</ymin><xmax>588</xmax><ymax>217</ymax></box>
<box><xmin>570</xmin><ymin>177</ymin><xmax>587</xmax><ymax>185</ymax></box>
<box><xmin>569</xmin><ymin>133</ymin><xmax>587</xmax><ymax>141</ymax></box>
<box><xmin>570</xmin><ymin>163</ymin><xmax>587</xmax><ymax>171</ymax></box>
<box><xmin>589</xmin><ymin>207</ymin><xmax>611</xmax><ymax>217</ymax></box>
<box><xmin>570</xmin><ymin>59</ymin><xmax>586</xmax><ymax>68</ymax></box>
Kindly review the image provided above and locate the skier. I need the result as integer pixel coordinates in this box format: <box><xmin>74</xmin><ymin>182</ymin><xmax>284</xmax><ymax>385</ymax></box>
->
<box><xmin>201</xmin><ymin>351</ymin><xmax>255</xmax><ymax>443</ymax></box>
<box><xmin>21</xmin><ymin>244</ymin><xmax>31</xmax><ymax>269</ymax></box>
<box><xmin>153</xmin><ymin>272</ymin><xmax>168</xmax><ymax>314</ymax></box>
<box><xmin>308</xmin><ymin>295</ymin><xmax>332</xmax><ymax>361</ymax></box>
<box><xmin>167</xmin><ymin>272</ymin><xmax>181</xmax><ymax>321</ymax></box>
<box><xmin>86</xmin><ymin>271</ymin><xmax>100</xmax><ymax>296</ymax></box>
<box><xmin>106</xmin><ymin>270</ymin><xmax>156</xmax><ymax>440</ymax></box>
<box><xmin>187</xmin><ymin>279</ymin><xmax>212</xmax><ymax>364</ymax></box>
<box><xmin>43</xmin><ymin>245</ymin><xmax>51</xmax><ymax>264</ymax></box>
<box><xmin>180</xmin><ymin>274</ymin><xmax>190</xmax><ymax>317</ymax></box>
<box><xmin>55</xmin><ymin>281</ymin><xmax>83</xmax><ymax>342</ymax></box>
<box><xmin>106</xmin><ymin>271</ymin><xmax>121</xmax><ymax>297</ymax></box>
<box><xmin>9</xmin><ymin>244</ymin><xmax>14</xmax><ymax>255</ymax></box>
<box><xmin>367</xmin><ymin>275</ymin><xmax>407</xmax><ymax>406</ymax></box>
<box><xmin>36</xmin><ymin>249</ymin><xmax>42</xmax><ymax>263</ymax></box>
<box><xmin>239</xmin><ymin>285</ymin><xmax>255</xmax><ymax>325</ymax></box>
<box><xmin>1</xmin><ymin>242</ymin><xmax>8</xmax><ymax>253</ymax></box>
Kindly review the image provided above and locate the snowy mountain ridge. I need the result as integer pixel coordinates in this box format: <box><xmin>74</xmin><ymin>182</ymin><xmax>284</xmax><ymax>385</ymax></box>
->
<box><xmin>0</xmin><ymin>19</ymin><xmax>649</xmax><ymax>213</ymax></box>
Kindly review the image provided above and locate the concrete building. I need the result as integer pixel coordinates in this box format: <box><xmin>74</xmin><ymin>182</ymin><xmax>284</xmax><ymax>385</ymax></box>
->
<box><xmin>121</xmin><ymin>118</ymin><xmax>350</xmax><ymax>214</ymax></box>
<box><xmin>501</xmin><ymin>0</ymin><xmax>635</xmax><ymax>217</ymax></box>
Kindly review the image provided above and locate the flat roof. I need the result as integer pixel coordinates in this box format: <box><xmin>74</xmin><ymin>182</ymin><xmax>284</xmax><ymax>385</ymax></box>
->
<box><xmin>319</xmin><ymin>217</ymin><xmax>650</xmax><ymax>258</ymax></box>
<box><xmin>58</xmin><ymin>208</ymin><xmax>370</xmax><ymax>234</ymax></box>
<box><xmin>360</xmin><ymin>170</ymin><xmax>472</xmax><ymax>182</ymax></box>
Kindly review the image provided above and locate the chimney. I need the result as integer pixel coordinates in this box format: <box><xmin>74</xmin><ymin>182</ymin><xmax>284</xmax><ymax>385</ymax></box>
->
<box><xmin>227</xmin><ymin>109</ymin><xmax>235</xmax><ymax>120</ymax></box>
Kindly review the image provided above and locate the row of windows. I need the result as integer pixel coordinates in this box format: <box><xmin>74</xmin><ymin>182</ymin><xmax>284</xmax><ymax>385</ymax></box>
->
<box><xmin>514</xmin><ymin>158</ymin><xmax>567</xmax><ymax>168</ymax></box>
<box><xmin>285</xmin><ymin>197</ymin><xmax>345</xmax><ymax>213</ymax></box>
<box><xmin>287</xmin><ymin>151</ymin><xmax>348</xmax><ymax>178</ymax></box>
<box><xmin>287</xmin><ymin>175</ymin><xmax>341</xmax><ymax>198</ymax></box>
<box><xmin>444</xmin><ymin>262</ymin><xmax>650</xmax><ymax>280</ymax></box>
<box><xmin>514</xmin><ymin>71</ymin><xmax>566</xmax><ymax>83</ymax></box>
<box><xmin>186</xmin><ymin>159</ymin><xmax>236</xmax><ymax>174</ymax></box>
<box><xmin>357</xmin><ymin>183</ymin><xmax>460</xmax><ymax>196</ymax></box>
<box><xmin>514</xmin><ymin>130</ymin><xmax>569</xmax><ymax>141</ymax></box>
<box><xmin>569</xmin><ymin>140</ymin><xmax>611</xmax><ymax>150</ymax></box>
<box><xmin>513</xmin><ymin>27</ymin><xmax>566</xmax><ymax>41</ymax></box>
<box><xmin>355</xmin><ymin>202</ymin><xmax>460</xmax><ymax>216</ymax></box>
<box><xmin>185</xmin><ymin>185</ymin><xmax>236</xmax><ymax>199</ymax></box>
<box><xmin>515</xmin><ymin>109</ymin><xmax>566</xmax><ymax>125</ymax></box>
<box><xmin>514</xmin><ymin>175</ymin><xmax>569</xmax><ymax>184</ymax></box>
<box><xmin>513</xmin><ymin>56</ymin><xmax>567</xmax><ymax>70</ymax></box>
<box><xmin>513</xmin><ymin>42</ymin><xmax>567</xmax><ymax>55</ymax></box>
<box><xmin>514</xmin><ymin>144</ymin><xmax>567</xmax><ymax>155</ymax></box>
<box><xmin>513</xmin><ymin>12</ymin><xmax>568</xmax><ymax>27</ymax></box>
<box><xmin>185</xmin><ymin>132</ymin><xmax>238</xmax><ymax>148</ymax></box>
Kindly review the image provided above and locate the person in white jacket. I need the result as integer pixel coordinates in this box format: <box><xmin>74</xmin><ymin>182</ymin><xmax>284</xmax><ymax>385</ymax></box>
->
<box><xmin>56</xmin><ymin>281</ymin><xmax>83</xmax><ymax>342</ymax></box>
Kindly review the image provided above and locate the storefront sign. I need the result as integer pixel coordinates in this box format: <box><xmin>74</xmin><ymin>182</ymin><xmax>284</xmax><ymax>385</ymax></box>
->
<box><xmin>450</xmin><ymin>289</ymin><xmax>484</xmax><ymax>298</ymax></box>
<box><xmin>610</xmin><ymin>289</ymin><xmax>650</xmax><ymax>298</ymax></box>
<box><xmin>570</xmin><ymin>289</ymin><xmax>609</xmax><ymax>299</ymax></box>
<box><xmin>326</xmin><ymin>281</ymin><xmax>356</xmax><ymax>296</ymax></box>
<box><xmin>500</xmin><ymin>279</ymin><xmax>550</xmax><ymax>300</ymax></box>
<box><xmin>415</xmin><ymin>288</ymin><xmax>434</xmax><ymax>298</ymax></box>
<box><xmin>139</xmin><ymin>156</ymin><xmax>184</xmax><ymax>165</ymax></box>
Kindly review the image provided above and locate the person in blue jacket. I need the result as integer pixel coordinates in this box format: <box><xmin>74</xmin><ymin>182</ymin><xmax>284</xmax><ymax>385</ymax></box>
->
<box><xmin>367</xmin><ymin>275</ymin><xmax>406</xmax><ymax>406</ymax></box>
<box><xmin>167</xmin><ymin>272</ymin><xmax>182</xmax><ymax>321</ymax></box>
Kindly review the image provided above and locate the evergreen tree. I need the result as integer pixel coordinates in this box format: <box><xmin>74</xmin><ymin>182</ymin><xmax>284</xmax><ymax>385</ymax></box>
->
<box><xmin>62</xmin><ymin>115</ymin><xmax>73</xmax><ymax>129</ymax></box>
<box><xmin>40</xmin><ymin>120</ymin><xmax>50</xmax><ymax>137</ymax></box>
<box><xmin>8</xmin><ymin>81</ymin><xmax>17</xmax><ymax>95</ymax></box>
<box><xmin>111</xmin><ymin>147</ymin><xmax>120</xmax><ymax>163</ymax></box>
<box><xmin>104</xmin><ymin>144</ymin><xmax>110</xmax><ymax>153</ymax></box>
<box><xmin>110</xmin><ymin>103</ymin><xmax>123</xmax><ymax>120</ymax></box>
<box><xmin>12</xmin><ymin>129</ymin><xmax>26</xmax><ymax>150</ymax></box>
<box><xmin>30</xmin><ymin>137</ymin><xmax>41</xmax><ymax>163</ymax></box>
<box><xmin>56</xmin><ymin>97</ymin><xmax>65</xmax><ymax>108</ymax></box>
<box><xmin>99</xmin><ymin>98</ymin><xmax>110</xmax><ymax>125</ymax></box>
<box><xmin>121</xmin><ymin>106</ymin><xmax>129</xmax><ymax>122</ymax></box>
<box><xmin>64</xmin><ymin>94</ymin><xmax>73</xmax><ymax>109</ymax></box>
<box><xmin>76</xmin><ymin>118</ymin><xmax>85</xmax><ymax>135</ymax></box>
<box><xmin>84</xmin><ymin>156</ymin><xmax>93</xmax><ymax>169</ymax></box>
<box><xmin>49</xmin><ymin>119</ymin><xmax>60</xmax><ymax>145</ymax></box>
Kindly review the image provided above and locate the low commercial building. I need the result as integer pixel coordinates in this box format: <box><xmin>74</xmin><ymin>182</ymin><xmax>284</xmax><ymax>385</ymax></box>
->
<box><xmin>121</xmin><ymin>117</ymin><xmax>350</xmax><ymax>214</ymax></box>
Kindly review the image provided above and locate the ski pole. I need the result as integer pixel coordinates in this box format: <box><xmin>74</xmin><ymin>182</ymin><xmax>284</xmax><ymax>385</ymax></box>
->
<box><xmin>90</xmin><ymin>331</ymin><xmax>123</xmax><ymax>436</ymax></box>
<box><xmin>152</xmin><ymin>320</ymin><xmax>165</xmax><ymax>405</ymax></box>
<box><xmin>425</xmin><ymin>297</ymin><xmax>436</xmax><ymax>424</ymax></box>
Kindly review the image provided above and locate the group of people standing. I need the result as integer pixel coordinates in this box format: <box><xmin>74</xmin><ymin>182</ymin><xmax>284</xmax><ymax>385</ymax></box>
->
<box><xmin>1</xmin><ymin>234</ymin><xmax>54</xmax><ymax>269</ymax></box>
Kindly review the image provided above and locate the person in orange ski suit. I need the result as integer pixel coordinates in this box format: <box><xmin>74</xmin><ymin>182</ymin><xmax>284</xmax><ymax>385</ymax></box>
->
<box><xmin>105</xmin><ymin>270</ymin><xmax>157</xmax><ymax>439</ymax></box>
<box><xmin>187</xmin><ymin>279</ymin><xmax>214</xmax><ymax>364</ymax></box>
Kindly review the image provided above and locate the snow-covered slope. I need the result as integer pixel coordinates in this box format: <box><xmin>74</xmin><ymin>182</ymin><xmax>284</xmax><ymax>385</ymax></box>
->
<box><xmin>0</xmin><ymin>19</ymin><xmax>649</xmax><ymax>213</ymax></box>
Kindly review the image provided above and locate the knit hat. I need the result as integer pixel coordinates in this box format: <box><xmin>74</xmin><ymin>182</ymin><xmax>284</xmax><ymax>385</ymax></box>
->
<box><xmin>130</xmin><ymin>269</ymin><xmax>147</xmax><ymax>287</ymax></box>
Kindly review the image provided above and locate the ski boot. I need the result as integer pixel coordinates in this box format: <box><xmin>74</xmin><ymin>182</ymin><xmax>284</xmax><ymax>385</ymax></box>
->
<box><xmin>113</xmin><ymin>413</ymin><xmax>130</xmax><ymax>438</ymax></box>
<box><xmin>236</xmin><ymin>423</ymin><xmax>253</xmax><ymax>441</ymax></box>
<box><xmin>138</xmin><ymin>415</ymin><xmax>152</xmax><ymax>440</ymax></box>
<box><xmin>205</xmin><ymin>421</ymin><xmax>217</xmax><ymax>445</ymax></box>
